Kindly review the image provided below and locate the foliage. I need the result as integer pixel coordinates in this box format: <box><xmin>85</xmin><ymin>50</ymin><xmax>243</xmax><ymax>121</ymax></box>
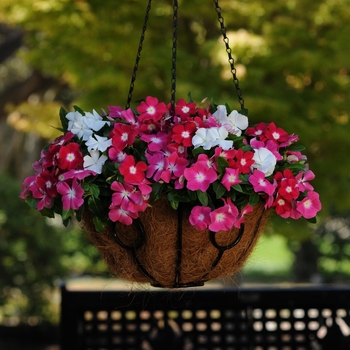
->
<box><xmin>0</xmin><ymin>171</ymin><xmax>105</xmax><ymax>324</ymax></box>
<box><xmin>0</xmin><ymin>1</ymin><xmax>348</xmax><ymax>236</ymax></box>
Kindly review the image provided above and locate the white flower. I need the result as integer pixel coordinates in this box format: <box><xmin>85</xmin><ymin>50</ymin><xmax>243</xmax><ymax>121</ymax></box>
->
<box><xmin>252</xmin><ymin>147</ymin><xmax>277</xmax><ymax>176</ymax></box>
<box><xmin>212</xmin><ymin>105</ymin><xmax>248</xmax><ymax>136</ymax></box>
<box><xmin>227</xmin><ymin>110</ymin><xmax>249</xmax><ymax>135</ymax></box>
<box><xmin>85</xmin><ymin>134</ymin><xmax>112</xmax><ymax>152</ymax></box>
<box><xmin>66</xmin><ymin>111</ymin><xmax>93</xmax><ymax>141</ymax></box>
<box><xmin>83</xmin><ymin>150</ymin><xmax>108</xmax><ymax>174</ymax></box>
<box><xmin>84</xmin><ymin>110</ymin><xmax>110</xmax><ymax>131</ymax></box>
<box><xmin>192</xmin><ymin>126</ymin><xmax>233</xmax><ymax>150</ymax></box>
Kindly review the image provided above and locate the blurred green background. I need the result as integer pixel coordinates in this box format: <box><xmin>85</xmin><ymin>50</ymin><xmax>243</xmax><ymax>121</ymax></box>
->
<box><xmin>0</xmin><ymin>0</ymin><xmax>349</xmax><ymax>339</ymax></box>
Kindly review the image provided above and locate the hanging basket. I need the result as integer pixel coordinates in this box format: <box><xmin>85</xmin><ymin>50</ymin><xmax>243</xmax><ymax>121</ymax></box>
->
<box><xmin>20</xmin><ymin>0</ymin><xmax>321</xmax><ymax>290</ymax></box>
<box><xmin>83</xmin><ymin>197</ymin><xmax>270</xmax><ymax>288</ymax></box>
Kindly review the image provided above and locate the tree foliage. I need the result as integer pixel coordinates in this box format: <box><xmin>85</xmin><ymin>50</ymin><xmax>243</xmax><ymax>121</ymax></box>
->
<box><xmin>0</xmin><ymin>0</ymin><xmax>349</xmax><ymax>231</ymax></box>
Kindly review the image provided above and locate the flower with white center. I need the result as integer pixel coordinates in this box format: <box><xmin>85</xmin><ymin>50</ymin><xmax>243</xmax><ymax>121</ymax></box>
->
<box><xmin>85</xmin><ymin>134</ymin><xmax>112</xmax><ymax>152</ymax></box>
<box><xmin>83</xmin><ymin>150</ymin><xmax>108</xmax><ymax>174</ymax></box>
<box><xmin>212</xmin><ymin>105</ymin><xmax>248</xmax><ymax>136</ymax></box>
<box><xmin>252</xmin><ymin>147</ymin><xmax>277</xmax><ymax>176</ymax></box>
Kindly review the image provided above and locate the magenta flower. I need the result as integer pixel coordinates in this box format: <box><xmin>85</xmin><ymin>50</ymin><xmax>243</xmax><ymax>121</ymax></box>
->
<box><xmin>141</xmin><ymin>131</ymin><xmax>168</xmax><ymax>152</ymax></box>
<box><xmin>160</xmin><ymin>152</ymin><xmax>189</xmax><ymax>183</ymax></box>
<box><xmin>184</xmin><ymin>160</ymin><xmax>217</xmax><ymax>192</ymax></box>
<box><xmin>221</xmin><ymin>168</ymin><xmax>242</xmax><ymax>191</ymax></box>
<box><xmin>296</xmin><ymin>191</ymin><xmax>322</xmax><ymax>219</ymax></box>
<box><xmin>209</xmin><ymin>205</ymin><xmax>238</xmax><ymax>232</ymax></box>
<box><xmin>110</xmin><ymin>182</ymin><xmax>143</xmax><ymax>211</ymax></box>
<box><xmin>57</xmin><ymin>178</ymin><xmax>84</xmax><ymax>210</ymax></box>
<box><xmin>146</xmin><ymin>152</ymin><xmax>167</xmax><ymax>182</ymax></box>
<box><xmin>296</xmin><ymin>170</ymin><xmax>315</xmax><ymax>192</ymax></box>
<box><xmin>189</xmin><ymin>206</ymin><xmax>211</xmax><ymax>231</ymax></box>
<box><xmin>249</xmin><ymin>170</ymin><xmax>276</xmax><ymax>196</ymax></box>
<box><xmin>108</xmin><ymin>204</ymin><xmax>139</xmax><ymax>225</ymax></box>
<box><xmin>107</xmin><ymin>105</ymin><xmax>123</xmax><ymax>118</ymax></box>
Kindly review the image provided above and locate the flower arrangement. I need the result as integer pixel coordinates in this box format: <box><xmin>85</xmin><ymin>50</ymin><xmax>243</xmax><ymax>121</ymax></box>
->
<box><xmin>20</xmin><ymin>96</ymin><xmax>321</xmax><ymax>234</ymax></box>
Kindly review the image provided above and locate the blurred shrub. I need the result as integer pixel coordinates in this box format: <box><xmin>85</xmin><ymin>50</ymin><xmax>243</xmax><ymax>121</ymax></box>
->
<box><xmin>0</xmin><ymin>171</ymin><xmax>106</xmax><ymax>325</ymax></box>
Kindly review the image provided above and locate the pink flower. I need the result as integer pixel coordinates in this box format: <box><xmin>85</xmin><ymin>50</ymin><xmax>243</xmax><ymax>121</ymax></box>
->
<box><xmin>209</xmin><ymin>204</ymin><xmax>238</xmax><ymax>232</ymax></box>
<box><xmin>141</xmin><ymin>131</ymin><xmax>168</xmax><ymax>152</ymax></box>
<box><xmin>234</xmin><ymin>203</ymin><xmax>254</xmax><ymax>228</ymax></box>
<box><xmin>221</xmin><ymin>168</ymin><xmax>241</xmax><ymax>191</ymax></box>
<box><xmin>57</xmin><ymin>178</ymin><xmax>84</xmax><ymax>210</ymax></box>
<box><xmin>249</xmin><ymin>170</ymin><xmax>276</xmax><ymax>196</ymax></box>
<box><xmin>296</xmin><ymin>170</ymin><xmax>315</xmax><ymax>192</ymax></box>
<box><xmin>36</xmin><ymin>170</ymin><xmax>58</xmax><ymax>198</ymax></box>
<box><xmin>136</xmin><ymin>96</ymin><xmax>167</xmax><ymax>122</ymax></box>
<box><xmin>20</xmin><ymin>176</ymin><xmax>37</xmax><ymax>200</ymax></box>
<box><xmin>108</xmin><ymin>105</ymin><xmax>124</xmax><ymax>118</ymax></box>
<box><xmin>160</xmin><ymin>152</ymin><xmax>189</xmax><ymax>183</ymax></box>
<box><xmin>119</xmin><ymin>155</ymin><xmax>147</xmax><ymax>184</ymax></box>
<box><xmin>184</xmin><ymin>160</ymin><xmax>217</xmax><ymax>192</ymax></box>
<box><xmin>110</xmin><ymin>182</ymin><xmax>143</xmax><ymax>210</ymax></box>
<box><xmin>189</xmin><ymin>206</ymin><xmax>211</xmax><ymax>230</ymax></box>
<box><xmin>108</xmin><ymin>204</ymin><xmax>139</xmax><ymax>225</ymax></box>
<box><xmin>145</xmin><ymin>152</ymin><xmax>167</xmax><ymax>182</ymax></box>
<box><xmin>296</xmin><ymin>191</ymin><xmax>322</xmax><ymax>219</ymax></box>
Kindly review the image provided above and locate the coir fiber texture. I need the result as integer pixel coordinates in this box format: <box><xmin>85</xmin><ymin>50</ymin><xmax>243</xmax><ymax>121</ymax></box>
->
<box><xmin>83</xmin><ymin>197</ymin><xmax>270</xmax><ymax>288</ymax></box>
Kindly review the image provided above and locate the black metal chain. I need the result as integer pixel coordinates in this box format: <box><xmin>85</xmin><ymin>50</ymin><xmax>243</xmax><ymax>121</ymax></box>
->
<box><xmin>213</xmin><ymin>0</ymin><xmax>245</xmax><ymax>111</ymax></box>
<box><xmin>170</xmin><ymin>0</ymin><xmax>179</xmax><ymax>115</ymax></box>
<box><xmin>126</xmin><ymin>0</ymin><xmax>152</xmax><ymax>109</ymax></box>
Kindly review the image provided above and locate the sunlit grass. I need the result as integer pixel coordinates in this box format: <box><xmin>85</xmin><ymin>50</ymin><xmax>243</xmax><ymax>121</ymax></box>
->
<box><xmin>242</xmin><ymin>234</ymin><xmax>294</xmax><ymax>280</ymax></box>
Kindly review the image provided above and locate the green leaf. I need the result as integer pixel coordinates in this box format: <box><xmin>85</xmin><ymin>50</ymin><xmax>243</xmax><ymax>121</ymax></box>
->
<box><xmin>150</xmin><ymin>182</ymin><xmax>165</xmax><ymax>202</ymax></box>
<box><xmin>249</xmin><ymin>193</ymin><xmax>260</xmax><ymax>206</ymax></box>
<box><xmin>239</xmin><ymin>108</ymin><xmax>249</xmax><ymax>116</ymax></box>
<box><xmin>170</xmin><ymin>200</ymin><xmax>179</xmax><ymax>210</ymax></box>
<box><xmin>93</xmin><ymin>217</ymin><xmax>105</xmax><ymax>233</ymax></box>
<box><xmin>232</xmin><ymin>184</ymin><xmax>243</xmax><ymax>193</ymax></box>
<box><xmin>306</xmin><ymin>217</ymin><xmax>317</xmax><ymax>224</ymax></box>
<box><xmin>287</xmin><ymin>144</ymin><xmax>306</xmax><ymax>152</ymax></box>
<box><xmin>59</xmin><ymin>106</ymin><xmax>69</xmax><ymax>132</ymax></box>
<box><xmin>213</xmin><ymin>181</ymin><xmax>226</xmax><ymax>200</ymax></box>
<box><xmin>26</xmin><ymin>196</ymin><xmax>39</xmax><ymax>210</ymax></box>
<box><xmin>83</xmin><ymin>183</ymin><xmax>100</xmax><ymax>198</ymax></box>
<box><xmin>191</xmin><ymin>147</ymin><xmax>207</xmax><ymax>158</ymax></box>
<box><xmin>73</xmin><ymin>105</ymin><xmax>85</xmax><ymax>115</ymax></box>
<box><xmin>88</xmin><ymin>196</ymin><xmax>103</xmax><ymax>216</ymax></box>
<box><xmin>167</xmin><ymin>190</ymin><xmax>191</xmax><ymax>203</ymax></box>
<box><xmin>61</xmin><ymin>208</ymin><xmax>74</xmax><ymax>221</ymax></box>
<box><xmin>39</xmin><ymin>207</ymin><xmax>56</xmax><ymax>219</ymax></box>
<box><xmin>197</xmin><ymin>190</ymin><xmax>209</xmax><ymax>206</ymax></box>
<box><xmin>187</xmin><ymin>92</ymin><xmax>194</xmax><ymax>102</ymax></box>
<box><xmin>217</xmin><ymin>156</ymin><xmax>229</xmax><ymax>174</ymax></box>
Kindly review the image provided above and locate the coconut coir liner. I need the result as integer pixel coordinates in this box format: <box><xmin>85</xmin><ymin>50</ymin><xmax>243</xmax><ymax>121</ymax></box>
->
<box><xmin>83</xmin><ymin>196</ymin><xmax>270</xmax><ymax>288</ymax></box>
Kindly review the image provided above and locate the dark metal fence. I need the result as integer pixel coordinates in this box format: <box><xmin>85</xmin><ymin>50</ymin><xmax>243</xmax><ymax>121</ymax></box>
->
<box><xmin>60</xmin><ymin>284</ymin><xmax>350</xmax><ymax>350</ymax></box>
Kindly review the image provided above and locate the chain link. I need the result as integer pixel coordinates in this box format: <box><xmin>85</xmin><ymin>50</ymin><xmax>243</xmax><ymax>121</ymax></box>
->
<box><xmin>213</xmin><ymin>0</ymin><xmax>245</xmax><ymax>110</ymax></box>
<box><xmin>126</xmin><ymin>0</ymin><xmax>152</xmax><ymax>109</ymax></box>
<box><xmin>171</xmin><ymin>0</ymin><xmax>179</xmax><ymax>115</ymax></box>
